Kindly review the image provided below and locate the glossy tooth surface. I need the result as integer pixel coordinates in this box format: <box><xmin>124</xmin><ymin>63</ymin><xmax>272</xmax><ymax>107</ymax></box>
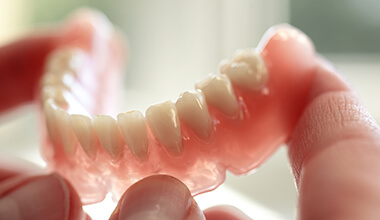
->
<box><xmin>117</xmin><ymin>111</ymin><xmax>149</xmax><ymax>161</ymax></box>
<box><xmin>41</xmin><ymin>71</ymin><xmax>76</xmax><ymax>88</ymax></box>
<box><xmin>195</xmin><ymin>74</ymin><xmax>238</xmax><ymax>116</ymax></box>
<box><xmin>41</xmin><ymin>86</ymin><xmax>68</xmax><ymax>107</ymax></box>
<box><xmin>146</xmin><ymin>101</ymin><xmax>183</xmax><ymax>156</ymax></box>
<box><xmin>70</xmin><ymin>114</ymin><xmax>98</xmax><ymax>159</ymax></box>
<box><xmin>221</xmin><ymin>49</ymin><xmax>268</xmax><ymax>90</ymax></box>
<box><xmin>55</xmin><ymin>108</ymin><xmax>77</xmax><ymax>156</ymax></box>
<box><xmin>93</xmin><ymin>115</ymin><xmax>124</xmax><ymax>160</ymax></box>
<box><xmin>176</xmin><ymin>90</ymin><xmax>212</xmax><ymax>140</ymax></box>
<box><xmin>43</xmin><ymin>99</ymin><xmax>59</xmax><ymax>144</ymax></box>
<box><xmin>45</xmin><ymin>47</ymin><xmax>86</xmax><ymax>73</ymax></box>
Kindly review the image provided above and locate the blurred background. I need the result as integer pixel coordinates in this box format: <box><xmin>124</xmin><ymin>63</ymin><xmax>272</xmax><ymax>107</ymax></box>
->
<box><xmin>0</xmin><ymin>0</ymin><xmax>379</xmax><ymax>219</ymax></box>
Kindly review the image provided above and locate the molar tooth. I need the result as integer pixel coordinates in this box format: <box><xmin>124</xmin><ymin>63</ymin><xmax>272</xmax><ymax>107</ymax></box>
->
<box><xmin>70</xmin><ymin>114</ymin><xmax>98</xmax><ymax>159</ymax></box>
<box><xmin>45</xmin><ymin>47</ymin><xmax>86</xmax><ymax>73</ymax></box>
<box><xmin>176</xmin><ymin>90</ymin><xmax>212</xmax><ymax>140</ymax></box>
<box><xmin>55</xmin><ymin>108</ymin><xmax>77</xmax><ymax>156</ymax></box>
<box><xmin>93</xmin><ymin>115</ymin><xmax>124</xmax><ymax>160</ymax></box>
<box><xmin>146</xmin><ymin>101</ymin><xmax>183</xmax><ymax>156</ymax></box>
<box><xmin>195</xmin><ymin>74</ymin><xmax>238</xmax><ymax>116</ymax></box>
<box><xmin>223</xmin><ymin>49</ymin><xmax>268</xmax><ymax>90</ymax></box>
<box><xmin>43</xmin><ymin>99</ymin><xmax>59</xmax><ymax>144</ymax></box>
<box><xmin>117</xmin><ymin>111</ymin><xmax>149</xmax><ymax>161</ymax></box>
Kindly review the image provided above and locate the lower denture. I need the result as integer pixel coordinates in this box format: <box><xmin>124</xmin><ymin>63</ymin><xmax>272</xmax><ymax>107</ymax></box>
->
<box><xmin>38</xmin><ymin>12</ymin><xmax>316</xmax><ymax>204</ymax></box>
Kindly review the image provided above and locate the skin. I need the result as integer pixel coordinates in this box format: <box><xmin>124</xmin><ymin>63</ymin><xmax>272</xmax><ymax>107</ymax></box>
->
<box><xmin>1</xmin><ymin>11</ymin><xmax>380</xmax><ymax>220</ymax></box>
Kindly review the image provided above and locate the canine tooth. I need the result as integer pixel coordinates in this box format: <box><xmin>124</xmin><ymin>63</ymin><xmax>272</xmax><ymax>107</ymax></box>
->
<box><xmin>176</xmin><ymin>90</ymin><xmax>212</xmax><ymax>140</ymax></box>
<box><xmin>222</xmin><ymin>49</ymin><xmax>268</xmax><ymax>90</ymax></box>
<box><xmin>70</xmin><ymin>114</ymin><xmax>98</xmax><ymax>159</ymax></box>
<box><xmin>117</xmin><ymin>111</ymin><xmax>148</xmax><ymax>161</ymax></box>
<box><xmin>55</xmin><ymin>108</ymin><xmax>77</xmax><ymax>156</ymax></box>
<box><xmin>93</xmin><ymin>115</ymin><xmax>124</xmax><ymax>160</ymax></box>
<box><xmin>146</xmin><ymin>101</ymin><xmax>183</xmax><ymax>156</ymax></box>
<box><xmin>45</xmin><ymin>47</ymin><xmax>86</xmax><ymax>73</ymax></box>
<box><xmin>43</xmin><ymin>99</ymin><xmax>59</xmax><ymax>144</ymax></box>
<box><xmin>195</xmin><ymin>74</ymin><xmax>238</xmax><ymax>116</ymax></box>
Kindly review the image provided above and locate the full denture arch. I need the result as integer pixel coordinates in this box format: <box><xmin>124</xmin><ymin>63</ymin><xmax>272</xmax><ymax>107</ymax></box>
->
<box><xmin>39</xmin><ymin>15</ymin><xmax>316</xmax><ymax>204</ymax></box>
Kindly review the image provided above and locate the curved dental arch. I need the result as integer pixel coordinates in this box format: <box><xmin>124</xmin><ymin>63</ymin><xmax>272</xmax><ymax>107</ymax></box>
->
<box><xmin>39</xmin><ymin>25</ymin><xmax>316</xmax><ymax>204</ymax></box>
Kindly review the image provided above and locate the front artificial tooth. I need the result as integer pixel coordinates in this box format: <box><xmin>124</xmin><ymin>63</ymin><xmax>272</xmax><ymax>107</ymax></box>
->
<box><xmin>93</xmin><ymin>115</ymin><xmax>125</xmax><ymax>160</ymax></box>
<box><xmin>45</xmin><ymin>47</ymin><xmax>86</xmax><ymax>74</ymax></box>
<box><xmin>41</xmin><ymin>71</ymin><xmax>76</xmax><ymax>89</ymax></box>
<box><xmin>70</xmin><ymin>114</ymin><xmax>98</xmax><ymax>159</ymax></box>
<box><xmin>55</xmin><ymin>108</ymin><xmax>78</xmax><ymax>156</ymax></box>
<box><xmin>41</xmin><ymin>86</ymin><xmax>68</xmax><ymax>107</ymax></box>
<box><xmin>146</xmin><ymin>101</ymin><xmax>183</xmax><ymax>156</ymax></box>
<box><xmin>43</xmin><ymin>99</ymin><xmax>59</xmax><ymax>144</ymax></box>
<box><xmin>221</xmin><ymin>49</ymin><xmax>268</xmax><ymax>90</ymax></box>
<box><xmin>195</xmin><ymin>74</ymin><xmax>239</xmax><ymax>116</ymax></box>
<box><xmin>117</xmin><ymin>111</ymin><xmax>149</xmax><ymax>161</ymax></box>
<box><xmin>176</xmin><ymin>90</ymin><xmax>212</xmax><ymax>140</ymax></box>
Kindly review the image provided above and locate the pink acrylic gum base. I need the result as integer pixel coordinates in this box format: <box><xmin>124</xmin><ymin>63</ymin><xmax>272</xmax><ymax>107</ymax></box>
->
<box><xmin>40</xmin><ymin>24</ymin><xmax>317</xmax><ymax>204</ymax></box>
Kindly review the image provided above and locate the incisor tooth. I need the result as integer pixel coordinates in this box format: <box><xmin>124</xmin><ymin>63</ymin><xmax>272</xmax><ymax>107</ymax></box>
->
<box><xmin>93</xmin><ymin>115</ymin><xmax>124</xmax><ymax>160</ymax></box>
<box><xmin>41</xmin><ymin>71</ymin><xmax>76</xmax><ymax>88</ymax></box>
<box><xmin>43</xmin><ymin>99</ymin><xmax>59</xmax><ymax>144</ymax></box>
<box><xmin>45</xmin><ymin>47</ymin><xmax>86</xmax><ymax>73</ymax></box>
<box><xmin>117</xmin><ymin>111</ymin><xmax>149</xmax><ymax>161</ymax></box>
<box><xmin>195</xmin><ymin>74</ymin><xmax>238</xmax><ymax>116</ymax></box>
<box><xmin>176</xmin><ymin>90</ymin><xmax>212</xmax><ymax>140</ymax></box>
<box><xmin>55</xmin><ymin>108</ymin><xmax>77</xmax><ymax>156</ymax></box>
<box><xmin>70</xmin><ymin>114</ymin><xmax>98</xmax><ymax>159</ymax></box>
<box><xmin>41</xmin><ymin>86</ymin><xmax>68</xmax><ymax>107</ymax></box>
<box><xmin>146</xmin><ymin>101</ymin><xmax>183</xmax><ymax>156</ymax></box>
<box><xmin>221</xmin><ymin>49</ymin><xmax>268</xmax><ymax>90</ymax></box>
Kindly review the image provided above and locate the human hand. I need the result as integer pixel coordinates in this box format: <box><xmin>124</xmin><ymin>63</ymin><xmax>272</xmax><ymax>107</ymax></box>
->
<box><xmin>1</xmin><ymin>10</ymin><xmax>380</xmax><ymax>220</ymax></box>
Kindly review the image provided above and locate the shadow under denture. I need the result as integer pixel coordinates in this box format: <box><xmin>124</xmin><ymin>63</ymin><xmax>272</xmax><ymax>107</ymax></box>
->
<box><xmin>39</xmin><ymin>23</ymin><xmax>317</xmax><ymax>204</ymax></box>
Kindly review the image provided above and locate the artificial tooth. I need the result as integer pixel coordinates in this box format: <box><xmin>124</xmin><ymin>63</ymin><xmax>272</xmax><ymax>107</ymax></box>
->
<box><xmin>146</xmin><ymin>101</ymin><xmax>183</xmax><ymax>156</ymax></box>
<box><xmin>55</xmin><ymin>108</ymin><xmax>78</xmax><ymax>156</ymax></box>
<box><xmin>70</xmin><ymin>114</ymin><xmax>98</xmax><ymax>159</ymax></box>
<box><xmin>195</xmin><ymin>74</ymin><xmax>239</xmax><ymax>116</ymax></box>
<box><xmin>222</xmin><ymin>49</ymin><xmax>268</xmax><ymax>90</ymax></box>
<box><xmin>93</xmin><ymin>115</ymin><xmax>124</xmax><ymax>160</ymax></box>
<box><xmin>117</xmin><ymin>111</ymin><xmax>149</xmax><ymax>161</ymax></box>
<box><xmin>175</xmin><ymin>90</ymin><xmax>212</xmax><ymax>140</ymax></box>
<box><xmin>41</xmin><ymin>71</ymin><xmax>76</xmax><ymax>89</ymax></box>
<box><xmin>41</xmin><ymin>86</ymin><xmax>68</xmax><ymax>107</ymax></box>
<box><xmin>43</xmin><ymin>99</ymin><xmax>59</xmax><ymax>144</ymax></box>
<box><xmin>45</xmin><ymin>47</ymin><xmax>86</xmax><ymax>74</ymax></box>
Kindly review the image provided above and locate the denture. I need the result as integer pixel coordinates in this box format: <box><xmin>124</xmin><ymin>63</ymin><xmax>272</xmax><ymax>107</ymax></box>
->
<box><xmin>38</xmin><ymin>11</ymin><xmax>316</xmax><ymax>204</ymax></box>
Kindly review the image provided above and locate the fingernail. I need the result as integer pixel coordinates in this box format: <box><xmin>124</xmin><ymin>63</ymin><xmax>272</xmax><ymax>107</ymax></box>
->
<box><xmin>0</xmin><ymin>174</ymin><xmax>84</xmax><ymax>220</ymax></box>
<box><xmin>112</xmin><ymin>175</ymin><xmax>193</xmax><ymax>220</ymax></box>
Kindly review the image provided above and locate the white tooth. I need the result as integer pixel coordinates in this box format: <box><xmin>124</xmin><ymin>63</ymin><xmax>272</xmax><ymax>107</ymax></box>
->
<box><xmin>41</xmin><ymin>86</ymin><xmax>68</xmax><ymax>107</ymax></box>
<box><xmin>41</xmin><ymin>71</ymin><xmax>76</xmax><ymax>88</ymax></box>
<box><xmin>117</xmin><ymin>111</ymin><xmax>149</xmax><ymax>161</ymax></box>
<box><xmin>146</xmin><ymin>101</ymin><xmax>183</xmax><ymax>156</ymax></box>
<box><xmin>55</xmin><ymin>108</ymin><xmax>77</xmax><ymax>156</ymax></box>
<box><xmin>93</xmin><ymin>115</ymin><xmax>124</xmax><ymax>160</ymax></box>
<box><xmin>176</xmin><ymin>90</ymin><xmax>212</xmax><ymax>140</ymax></box>
<box><xmin>45</xmin><ymin>47</ymin><xmax>86</xmax><ymax>74</ymax></box>
<box><xmin>195</xmin><ymin>74</ymin><xmax>239</xmax><ymax>116</ymax></box>
<box><xmin>218</xmin><ymin>59</ymin><xmax>231</xmax><ymax>74</ymax></box>
<box><xmin>43</xmin><ymin>99</ymin><xmax>59</xmax><ymax>144</ymax></box>
<box><xmin>70</xmin><ymin>114</ymin><xmax>98</xmax><ymax>159</ymax></box>
<box><xmin>222</xmin><ymin>49</ymin><xmax>268</xmax><ymax>90</ymax></box>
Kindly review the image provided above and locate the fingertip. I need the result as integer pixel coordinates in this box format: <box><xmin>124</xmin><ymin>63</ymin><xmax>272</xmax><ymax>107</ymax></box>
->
<box><xmin>0</xmin><ymin>173</ymin><xmax>85</xmax><ymax>220</ymax></box>
<box><xmin>204</xmin><ymin>205</ymin><xmax>251</xmax><ymax>220</ymax></box>
<box><xmin>110</xmin><ymin>175</ymin><xmax>205</xmax><ymax>220</ymax></box>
